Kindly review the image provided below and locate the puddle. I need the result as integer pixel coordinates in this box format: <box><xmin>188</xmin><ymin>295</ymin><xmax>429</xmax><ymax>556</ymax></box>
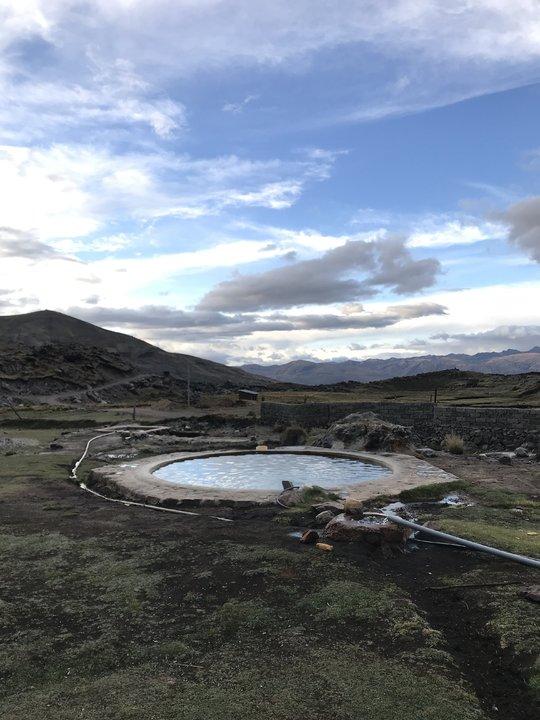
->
<box><xmin>439</xmin><ymin>494</ymin><xmax>464</xmax><ymax>506</ymax></box>
<box><xmin>381</xmin><ymin>501</ymin><xmax>406</xmax><ymax>513</ymax></box>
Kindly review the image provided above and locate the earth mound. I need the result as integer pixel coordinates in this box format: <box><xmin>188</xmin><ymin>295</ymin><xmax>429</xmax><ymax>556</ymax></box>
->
<box><xmin>313</xmin><ymin>412</ymin><xmax>412</xmax><ymax>452</ymax></box>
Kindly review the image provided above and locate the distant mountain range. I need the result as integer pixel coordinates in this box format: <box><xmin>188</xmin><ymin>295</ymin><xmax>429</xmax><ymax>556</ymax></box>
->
<box><xmin>242</xmin><ymin>348</ymin><xmax>540</xmax><ymax>386</ymax></box>
<box><xmin>0</xmin><ymin>310</ymin><xmax>268</xmax><ymax>402</ymax></box>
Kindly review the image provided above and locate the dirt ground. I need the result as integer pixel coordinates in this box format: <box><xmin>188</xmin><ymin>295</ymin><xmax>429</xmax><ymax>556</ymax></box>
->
<box><xmin>431</xmin><ymin>453</ymin><xmax>540</xmax><ymax>495</ymax></box>
<box><xmin>0</xmin><ymin>410</ymin><xmax>538</xmax><ymax>720</ymax></box>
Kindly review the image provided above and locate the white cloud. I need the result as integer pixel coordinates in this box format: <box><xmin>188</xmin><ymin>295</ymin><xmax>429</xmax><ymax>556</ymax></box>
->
<box><xmin>168</xmin><ymin>280</ymin><xmax>540</xmax><ymax>362</ymax></box>
<box><xmin>0</xmin><ymin>144</ymin><xmax>101</xmax><ymax>240</ymax></box>
<box><xmin>235</xmin><ymin>223</ymin><xmax>383</xmax><ymax>253</ymax></box>
<box><xmin>3</xmin><ymin>1</ymin><xmax>539</xmax><ymax>70</ymax></box>
<box><xmin>0</xmin><ymin>239</ymin><xmax>287</xmax><ymax>312</ymax></box>
<box><xmin>1</xmin><ymin>1</ymin><xmax>538</xmax><ymax>137</ymax></box>
<box><xmin>0</xmin><ymin>55</ymin><xmax>186</xmax><ymax>142</ymax></box>
<box><xmin>222</xmin><ymin>94</ymin><xmax>259</xmax><ymax>114</ymax></box>
<box><xmin>0</xmin><ymin>144</ymin><xmax>339</xmax><ymax>251</ymax></box>
<box><xmin>407</xmin><ymin>220</ymin><xmax>504</xmax><ymax>248</ymax></box>
<box><xmin>223</xmin><ymin>181</ymin><xmax>303</xmax><ymax>210</ymax></box>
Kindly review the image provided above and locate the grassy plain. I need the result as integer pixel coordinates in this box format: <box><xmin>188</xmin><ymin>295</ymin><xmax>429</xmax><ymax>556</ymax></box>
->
<box><xmin>0</xmin><ymin>403</ymin><xmax>538</xmax><ymax>719</ymax></box>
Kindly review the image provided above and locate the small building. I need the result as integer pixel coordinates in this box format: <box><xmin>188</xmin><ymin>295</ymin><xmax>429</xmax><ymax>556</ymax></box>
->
<box><xmin>238</xmin><ymin>389</ymin><xmax>259</xmax><ymax>401</ymax></box>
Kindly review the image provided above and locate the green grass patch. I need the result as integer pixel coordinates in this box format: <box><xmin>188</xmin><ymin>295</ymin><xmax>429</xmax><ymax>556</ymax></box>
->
<box><xmin>0</xmin><ymin>646</ymin><xmax>485</xmax><ymax>720</ymax></box>
<box><xmin>465</xmin><ymin>486</ymin><xmax>540</xmax><ymax>510</ymax></box>
<box><xmin>0</xmin><ymin>452</ymin><xmax>73</xmax><ymax>481</ymax></box>
<box><xmin>0</xmin><ymin>529</ymin><xmax>166</xmax><ymax>694</ymax></box>
<box><xmin>215</xmin><ymin>600</ymin><xmax>277</xmax><ymax>637</ymax></box>
<box><xmin>435</xmin><ymin>518</ymin><xmax>540</xmax><ymax>556</ymax></box>
<box><xmin>299</xmin><ymin>485</ymin><xmax>341</xmax><ymax>502</ymax></box>
<box><xmin>299</xmin><ymin>580</ymin><xmax>442</xmax><ymax>647</ymax></box>
<box><xmin>398</xmin><ymin>480</ymin><xmax>470</xmax><ymax>503</ymax></box>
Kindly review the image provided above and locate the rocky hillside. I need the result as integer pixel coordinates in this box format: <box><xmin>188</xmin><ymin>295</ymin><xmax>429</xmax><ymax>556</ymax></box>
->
<box><xmin>0</xmin><ymin>310</ymin><xmax>269</xmax><ymax>402</ymax></box>
<box><xmin>243</xmin><ymin>348</ymin><xmax>540</xmax><ymax>385</ymax></box>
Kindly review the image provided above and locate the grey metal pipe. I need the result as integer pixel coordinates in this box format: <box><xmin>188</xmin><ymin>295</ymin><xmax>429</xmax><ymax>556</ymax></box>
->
<box><xmin>368</xmin><ymin>511</ymin><xmax>540</xmax><ymax>570</ymax></box>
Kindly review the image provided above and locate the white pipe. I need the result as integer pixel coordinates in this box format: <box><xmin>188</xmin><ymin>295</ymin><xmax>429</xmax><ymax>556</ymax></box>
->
<box><xmin>79</xmin><ymin>482</ymin><xmax>233</xmax><ymax>522</ymax></box>
<box><xmin>70</xmin><ymin>429</ymin><xmax>234</xmax><ymax>523</ymax></box>
<box><xmin>368</xmin><ymin>511</ymin><xmax>540</xmax><ymax>569</ymax></box>
<box><xmin>70</xmin><ymin>431</ymin><xmax>118</xmax><ymax>481</ymax></box>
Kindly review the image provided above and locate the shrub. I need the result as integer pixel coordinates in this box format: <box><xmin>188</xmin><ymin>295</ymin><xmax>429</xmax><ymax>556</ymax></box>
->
<box><xmin>442</xmin><ymin>433</ymin><xmax>464</xmax><ymax>455</ymax></box>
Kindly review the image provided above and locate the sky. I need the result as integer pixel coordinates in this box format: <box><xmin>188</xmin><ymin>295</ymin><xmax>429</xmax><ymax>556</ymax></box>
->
<box><xmin>0</xmin><ymin>0</ymin><xmax>539</xmax><ymax>365</ymax></box>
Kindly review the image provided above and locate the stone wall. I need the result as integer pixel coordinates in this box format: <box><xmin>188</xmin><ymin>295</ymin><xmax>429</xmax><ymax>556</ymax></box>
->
<box><xmin>261</xmin><ymin>401</ymin><xmax>539</xmax><ymax>450</ymax></box>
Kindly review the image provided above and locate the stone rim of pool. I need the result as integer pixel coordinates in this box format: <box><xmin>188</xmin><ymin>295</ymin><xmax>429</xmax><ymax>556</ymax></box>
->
<box><xmin>89</xmin><ymin>446</ymin><xmax>461</xmax><ymax>508</ymax></box>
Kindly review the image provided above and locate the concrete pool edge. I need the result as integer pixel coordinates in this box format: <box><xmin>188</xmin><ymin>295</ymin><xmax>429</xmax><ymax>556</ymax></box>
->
<box><xmin>88</xmin><ymin>446</ymin><xmax>461</xmax><ymax>508</ymax></box>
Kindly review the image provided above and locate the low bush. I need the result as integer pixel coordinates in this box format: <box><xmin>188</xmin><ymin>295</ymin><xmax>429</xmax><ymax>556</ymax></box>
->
<box><xmin>442</xmin><ymin>433</ymin><xmax>465</xmax><ymax>454</ymax></box>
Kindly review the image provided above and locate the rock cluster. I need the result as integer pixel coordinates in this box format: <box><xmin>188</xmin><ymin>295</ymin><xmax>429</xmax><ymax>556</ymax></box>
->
<box><xmin>314</xmin><ymin>412</ymin><xmax>412</xmax><ymax>452</ymax></box>
<box><xmin>323</xmin><ymin>513</ymin><xmax>411</xmax><ymax>546</ymax></box>
<box><xmin>296</xmin><ymin>496</ymin><xmax>411</xmax><ymax>552</ymax></box>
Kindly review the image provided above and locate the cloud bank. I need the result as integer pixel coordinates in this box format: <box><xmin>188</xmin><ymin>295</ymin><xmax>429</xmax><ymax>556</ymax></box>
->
<box><xmin>198</xmin><ymin>237</ymin><xmax>440</xmax><ymax>312</ymax></box>
<box><xmin>499</xmin><ymin>196</ymin><xmax>540</xmax><ymax>262</ymax></box>
<box><xmin>68</xmin><ymin>301</ymin><xmax>447</xmax><ymax>343</ymax></box>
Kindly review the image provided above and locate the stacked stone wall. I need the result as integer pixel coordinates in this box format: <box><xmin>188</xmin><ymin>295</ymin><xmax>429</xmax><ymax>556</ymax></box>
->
<box><xmin>261</xmin><ymin>401</ymin><xmax>539</xmax><ymax>450</ymax></box>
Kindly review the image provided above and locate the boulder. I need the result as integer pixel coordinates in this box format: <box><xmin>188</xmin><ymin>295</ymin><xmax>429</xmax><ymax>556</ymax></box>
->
<box><xmin>278</xmin><ymin>488</ymin><xmax>305</xmax><ymax>507</ymax></box>
<box><xmin>314</xmin><ymin>510</ymin><xmax>334</xmax><ymax>526</ymax></box>
<box><xmin>323</xmin><ymin>513</ymin><xmax>411</xmax><ymax>546</ymax></box>
<box><xmin>313</xmin><ymin>412</ymin><xmax>412</xmax><ymax>452</ymax></box>
<box><xmin>417</xmin><ymin>447</ymin><xmax>437</xmax><ymax>458</ymax></box>
<box><xmin>315</xmin><ymin>542</ymin><xmax>333</xmax><ymax>552</ymax></box>
<box><xmin>343</xmin><ymin>498</ymin><xmax>364</xmax><ymax>518</ymax></box>
<box><xmin>514</xmin><ymin>446</ymin><xmax>529</xmax><ymax>458</ymax></box>
<box><xmin>311</xmin><ymin>501</ymin><xmax>344</xmax><ymax>515</ymax></box>
<box><xmin>300</xmin><ymin>529</ymin><xmax>319</xmax><ymax>544</ymax></box>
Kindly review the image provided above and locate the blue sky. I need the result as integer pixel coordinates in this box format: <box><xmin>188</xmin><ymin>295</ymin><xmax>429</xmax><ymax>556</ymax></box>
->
<box><xmin>0</xmin><ymin>1</ymin><xmax>539</xmax><ymax>364</ymax></box>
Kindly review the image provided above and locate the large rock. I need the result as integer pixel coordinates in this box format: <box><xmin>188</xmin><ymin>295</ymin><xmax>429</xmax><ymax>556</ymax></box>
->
<box><xmin>311</xmin><ymin>501</ymin><xmax>344</xmax><ymax>515</ymax></box>
<box><xmin>417</xmin><ymin>447</ymin><xmax>437</xmax><ymax>458</ymax></box>
<box><xmin>300</xmin><ymin>529</ymin><xmax>319</xmax><ymax>544</ymax></box>
<box><xmin>323</xmin><ymin>513</ymin><xmax>412</xmax><ymax>546</ymax></box>
<box><xmin>278</xmin><ymin>488</ymin><xmax>305</xmax><ymax>507</ymax></box>
<box><xmin>314</xmin><ymin>510</ymin><xmax>334</xmax><ymax>526</ymax></box>
<box><xmin>314</xmin><ymin>412</ymin><xmax>412</xmax><ymax>452</ymax></box>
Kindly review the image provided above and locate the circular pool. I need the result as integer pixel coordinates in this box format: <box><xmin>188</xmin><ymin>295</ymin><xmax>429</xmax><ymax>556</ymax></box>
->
<box><xmin>153</xmin><ymin>451</ymin><xmax>391</xmax><ymax>492</ymax></box>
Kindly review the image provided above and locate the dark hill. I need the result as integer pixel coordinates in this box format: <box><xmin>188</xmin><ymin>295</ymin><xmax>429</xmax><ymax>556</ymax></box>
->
<box><xmin>0</xmin><ymin>310</ymin><xmax>269</xmax><ymax>402</ymax></box>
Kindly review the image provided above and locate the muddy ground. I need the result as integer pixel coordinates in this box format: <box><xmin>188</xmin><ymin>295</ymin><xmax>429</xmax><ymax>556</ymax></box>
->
<box><xmin>0</xmin><ymin>409</ymin><xmax>538</xmax><ymax>720</ymax></box>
